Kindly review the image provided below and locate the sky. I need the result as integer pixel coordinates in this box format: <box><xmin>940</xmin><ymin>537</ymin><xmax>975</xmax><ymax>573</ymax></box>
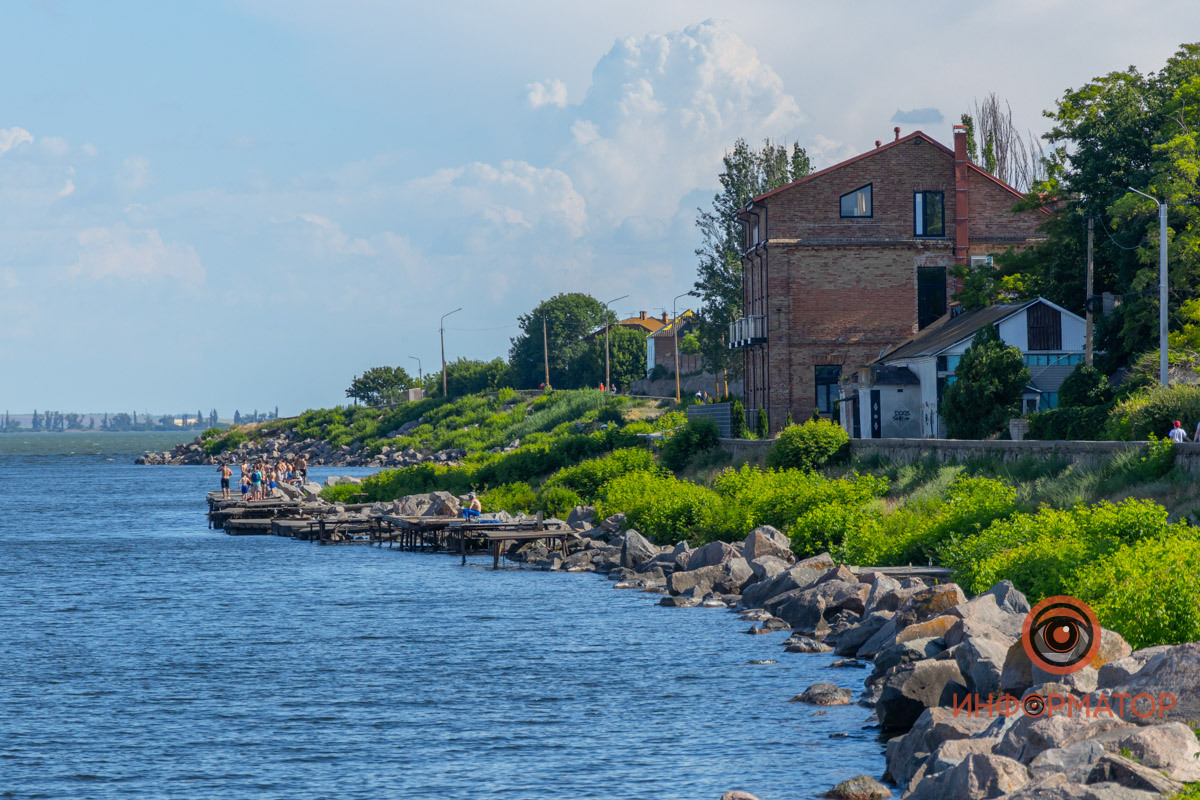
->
<box><xmin>1</xmin><ymin>0</ymin><xmax>1196</xmax><ymax>416</ymax></box>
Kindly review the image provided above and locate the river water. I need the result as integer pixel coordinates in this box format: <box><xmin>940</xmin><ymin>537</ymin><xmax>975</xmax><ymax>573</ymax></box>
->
<box><xmin>0</xmin><ymin>432</ymin><xmax>885</xmax><ymax>799</ymax></box>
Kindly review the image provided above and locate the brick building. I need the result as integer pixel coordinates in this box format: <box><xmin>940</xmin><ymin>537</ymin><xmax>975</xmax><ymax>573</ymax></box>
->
<box><xmin>731</xmin><ymin>126</ymin><xmax>1047</xmax><ymax>432</ymax></box>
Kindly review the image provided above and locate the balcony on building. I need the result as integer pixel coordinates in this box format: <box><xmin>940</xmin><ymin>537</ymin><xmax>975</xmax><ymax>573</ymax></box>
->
<box><xmin>728</xmin><ymin>315</ymin><xmax>766</xmax><ymax>348</ymax></box>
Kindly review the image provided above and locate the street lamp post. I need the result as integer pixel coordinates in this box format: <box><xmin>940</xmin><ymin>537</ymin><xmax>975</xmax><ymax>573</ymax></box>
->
<box><xmin>602</xmin><ymin>294</ymin><xmax>628</xmax><ymax>392</ymax></box>
<box><xmin>673</xmin><ymin>291</ymin><xmax>696</xmax><ymax>403</ymax></box>
<box><xmin>1128</xmin><ymin>187</ymin><xmax>1169</xmax><ymax>387</ymax></box>
<box><xmin>408</xmin><ymin>356</ymin><xmax>422</xmax><ymax>383</ymax></box>
<box><xmin>440</xmin><ymin>307</ymin><xmax>462</xmax><ymax>397</ymax></box>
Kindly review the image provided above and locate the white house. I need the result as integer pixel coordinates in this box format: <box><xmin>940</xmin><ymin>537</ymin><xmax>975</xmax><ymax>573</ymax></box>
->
<box><xmin>841</xmin><ymin>298</ymin><xmax>1086</xmax><ymax>439</ymax></box>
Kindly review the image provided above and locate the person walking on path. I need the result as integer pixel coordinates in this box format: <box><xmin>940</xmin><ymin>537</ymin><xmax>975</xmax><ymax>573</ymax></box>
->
<box><xmin>218</xmin><ymin>463</ymin><xmax>233</xmax><ymax>500</ymax></box>
<box><xmin>1167</xmin><ymin>420</ymin><xmax>1189</xmax><ymax>443</ymax></box>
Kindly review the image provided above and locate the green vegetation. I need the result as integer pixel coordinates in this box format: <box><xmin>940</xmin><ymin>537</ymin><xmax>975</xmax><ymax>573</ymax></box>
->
<box><xmin>766</xmin><ymin>419</ymin><xmax>849</xmax><ymax>471</ymax></box>
<box><xmin>942</xmin><ymin>325</ymin><xmax>1029</xmax><ymax>439</ymax></box>
<box><xmin>661</xmin><ymin>418</ymin><xmax>720</xmax><ymax>471</ymax></box>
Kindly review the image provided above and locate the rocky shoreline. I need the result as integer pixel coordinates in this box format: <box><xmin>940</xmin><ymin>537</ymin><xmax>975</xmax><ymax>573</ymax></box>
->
<box><xmin>137</xmin><ymin>426</ymin><xmax>469</xmax><ymax>468</ymax></box>
<box><xmin>481</xmin><ymin>506</ymin><xmax>1199</xmax><ymax>800</ymax></box>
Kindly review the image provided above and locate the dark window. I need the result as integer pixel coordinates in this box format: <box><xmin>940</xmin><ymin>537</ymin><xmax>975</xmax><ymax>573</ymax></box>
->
<box><xmin>840</xmin><ymin>184</ymin><xmax>872</xmax><ymax>218</ymax></box>
<box><xmin>918</xmin><ymin>267</ymin><xmax>947</xmax><ymax>329</ymax></box>
<box><xmin>914</xmin><ymin>191</ymin><xmax>945</xmax><ymax>236</ymax></box>
<box><xmin>1026</xmin><ymin>302</ymin><xmax>1062</xmax><ymax>351</ymax></box>
<box><xmin>815</xmin><ymin>365</ymin><xmax>841</xmax><ymax>414</ymax></box>
<box><xmin>936</xmin><ymin>355</ymin><xmax>947</xmax><ymax>372</ymax></box>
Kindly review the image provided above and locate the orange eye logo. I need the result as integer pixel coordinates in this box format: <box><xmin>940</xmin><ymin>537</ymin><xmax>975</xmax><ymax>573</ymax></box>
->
<box><xmin>1021</xmin><ymin>595</ymin><xmax>1101</xmax><ymax>675</ymax></box>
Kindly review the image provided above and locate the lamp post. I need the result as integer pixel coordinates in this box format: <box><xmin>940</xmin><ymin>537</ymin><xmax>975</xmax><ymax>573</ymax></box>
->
<box><xmin>602</xmin><ymin>294</ymin><xmax>628</xmax><ymax>392</ymax></box>
<box><xmin>440</xmin><ymin>307</ymin><xmax>462</xmax><ymax>397</ymax></box>
<box><xmin>408</xmin><ymin>356</ymin><xmax>422</xmax><ymax>383</ymax></box>
<box><xmin>673</xmin><ymin>291</ymin><xmax>696</xmax><ymax>403</ymax></box>
<box><xmin>1127</xmin><ymin>187</ymin><xmax>1169</xmax><ymax>387</ymax></box>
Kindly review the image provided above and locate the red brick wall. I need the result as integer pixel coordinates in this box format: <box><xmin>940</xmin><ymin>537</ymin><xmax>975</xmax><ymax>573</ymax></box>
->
<box><xmin>967</xmin><ymin>168</ymin><xmax>1047</xmax><ymax>242</ymax></box>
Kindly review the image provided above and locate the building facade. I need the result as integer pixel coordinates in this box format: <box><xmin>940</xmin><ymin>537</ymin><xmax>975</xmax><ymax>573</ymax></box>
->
<box><xmin>730</xmin><ymin>126</ymin><xmax>1047</xmax><ymax>432</ymax></box>
<box><xmin>844</xmin><ymin>298</ymin><xmax>1086</xmax><ymax>439</ymax></box>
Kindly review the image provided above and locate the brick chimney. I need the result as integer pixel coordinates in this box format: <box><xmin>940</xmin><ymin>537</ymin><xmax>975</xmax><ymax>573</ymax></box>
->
<box><xmin>875</xmin><ymin>140</ymin><xmax>881</xmax><ymax>148</ymax></box>
<box><xmin>639</xmin><ymin>311</ymin><xmax>646</xmax><ymax>320</ymax></box>
<box><xmin>894</xmin><ymin>126</ymin><xmax>901</xmax><ymax>141</ymax></box>
<box><xmin>954</xmin><ymin>124</ymin><xmax>970</xmax><ymax>264</ymax></box>
<box><xmin>661</xmin><ymin>311</ymin><xmax>668</xmax><ymax>324</ymax></box>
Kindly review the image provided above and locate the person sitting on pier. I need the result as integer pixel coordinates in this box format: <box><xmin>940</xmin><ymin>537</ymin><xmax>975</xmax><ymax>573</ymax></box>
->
<box><xmin>463</xmin><ymin>492</ymin><xmax>482</xmax><ymax>520</ymax></box>
<box><xmin>218</xmin><ymin>463</ymin><xmax>233</xmax><ymax>500</ymax></box>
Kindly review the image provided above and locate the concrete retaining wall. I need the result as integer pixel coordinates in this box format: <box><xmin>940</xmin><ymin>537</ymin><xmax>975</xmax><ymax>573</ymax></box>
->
<box><xmin>717</xmin><ymin>436</ymin><xmax>1200</xmax><ymax>475</ymax></box>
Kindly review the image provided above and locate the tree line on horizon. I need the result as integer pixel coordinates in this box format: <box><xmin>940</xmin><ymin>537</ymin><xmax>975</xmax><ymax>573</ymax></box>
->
<box><xmin>0</xmin><ymin>408</ymin><xmax>280</xmax><ymax>432</ymax></box>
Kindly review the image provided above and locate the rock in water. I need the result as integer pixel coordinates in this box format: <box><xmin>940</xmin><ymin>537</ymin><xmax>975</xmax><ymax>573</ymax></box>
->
<box><xmin>620</xmin><ymin>529</ymin><xmax>658</xmax><ymax>568</ymax></box>
<box><xmin>791</xmin><ymin>682</ymin><xmax>852</xmax><ymax>705</ymax></box>
<box><xmin>823</xmin><ymin>775</ymin><xmax>891</xmax><ymax>799</ymax></box>
<box><xmin>719</xmin><ymin>792</ymin><xmax>761</xmax><ymax>800</ymax></box>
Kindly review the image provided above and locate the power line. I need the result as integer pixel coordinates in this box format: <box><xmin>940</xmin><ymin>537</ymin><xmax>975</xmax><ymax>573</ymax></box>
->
<box><xmin>1093</xmin><ymin>215</ymin><xmax>1144</xmax><ymax>251</ymax></box>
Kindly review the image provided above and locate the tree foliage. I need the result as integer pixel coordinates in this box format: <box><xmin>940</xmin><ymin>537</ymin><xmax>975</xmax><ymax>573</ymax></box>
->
<box><xmin>346</xmin><ymin>366</ymin><xmax>415</xmax><ymax>406</ymax></box>
<box><xmin>693</xmin><ymin>138</ymin><xmax>811</xmax><ymax>382</ymax></box>
<box><xmin>573</xmin><ymin>325</ymin><xmax>647</xmax><ymax>392</ymax></box>
<box><xmin>1058</xmin><ymin>363</ymin><xmax>1113</xmax><ymax>408</ymax></box>
<box><xmin>942</xmin><ymin>325</ymin><xmax>1030</xmax><ymax>439</ymax></box>
<box><xmin>431</xmin><ymin>357</ymin><xmax>514</xmax><ymax>398</ymax></box>
<box><xmin>509</xmin><ymin>293</ymin><xmax>614</xmax><ymax>389</ymax></box>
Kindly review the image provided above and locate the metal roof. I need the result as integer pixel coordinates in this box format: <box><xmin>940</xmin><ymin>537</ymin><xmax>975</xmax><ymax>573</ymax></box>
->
<box><xmin>877</xmin><ymin>301</ymin><xmax>1039</xmax><ymax>362</ymax></box>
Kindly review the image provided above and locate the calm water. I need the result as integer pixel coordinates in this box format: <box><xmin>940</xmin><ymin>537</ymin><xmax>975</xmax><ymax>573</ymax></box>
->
<box><xmin>0</xmin><ymin>433</ymin><xmax>885</xmax><ymax>799</ymax></box>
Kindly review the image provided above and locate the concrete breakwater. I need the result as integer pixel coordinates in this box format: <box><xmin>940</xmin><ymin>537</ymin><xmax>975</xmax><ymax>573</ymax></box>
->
<box><xmin>211</xmin><ymin>491</ymin><xmax>1200</xmax><ymax>800</ymax></box>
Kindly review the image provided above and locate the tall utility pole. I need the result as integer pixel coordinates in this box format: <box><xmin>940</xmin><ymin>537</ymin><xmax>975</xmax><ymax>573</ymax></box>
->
<box><xmin>1085</xmin><ymin>216</ymin><xmax>1094</xmax><ymax>367</ymax></box>
<box><xmin>409</xmin><ymin>356</ymin><xmax>422</xmax><ymax>383</ymax></box>
<box><xmin>673</xmin><ymin>291</ymin><xmax>695</xmax><ymax>403</ymax></box>
<box><xmin>542</xmin><ymin>315</ymin><xmax>551</xmax><ymax>389</ymax></box>
<box><xmin>1128</xmin><ymin>187</ymin><xmax>1169</xmax><ymax>386</ymax></box>
<box><xmin>440</xmin><ymin>307</ymin><xmax>462</xmax><ymax>397</ymax></box>
<box><xmin>602</xmin><ymin>294</ymin><xmax>628</xmax><ymax>392</ymax></box>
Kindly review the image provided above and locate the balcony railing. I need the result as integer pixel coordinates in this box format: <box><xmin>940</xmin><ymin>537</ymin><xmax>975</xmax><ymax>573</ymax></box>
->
<box><xmin>728</xmin><ymin>315</ymin><xmax>766</xmax><ymax>348</ymax></box>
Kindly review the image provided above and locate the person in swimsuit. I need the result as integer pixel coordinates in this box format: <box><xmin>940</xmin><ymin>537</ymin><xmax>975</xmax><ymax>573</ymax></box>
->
<box><xmin>218</xmin><ymin>463</ymin><xmax>233</xmax><ymax>499</ymax></box>
<box><xmin>240</xmin><ymin>472</ymin><xmax>250</xmax><ymax>500</ymax></box>
<box><xmin>296</xmin><ymin>456</ymin><xmax>307</xmax><ymax>483</ymax></box>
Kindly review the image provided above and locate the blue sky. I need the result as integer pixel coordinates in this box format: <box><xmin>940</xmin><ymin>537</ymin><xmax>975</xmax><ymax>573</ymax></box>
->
<box><xmin>1</xmin><ymin>0</ymin><xmax>1195</xmax><ymax>416</ymax></box>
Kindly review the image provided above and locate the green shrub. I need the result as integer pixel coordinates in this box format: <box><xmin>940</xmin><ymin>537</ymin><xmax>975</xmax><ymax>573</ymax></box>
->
<box><xmin>594</xmin><ymin>471</ymin><xmax>751</xmax><ymax>545</ymax></box>
<box><xmin>792</xmin><ymin>504</ymin><xmax>883</xmax><ymax>559</ymax></box>
<box><xmin>595</xmin><ymin>399</ymin><xmax>627</xmax><ymax>426</ymax></box>
<box><xmin>1069</xmin><ymin>530</ymin><xmax>1200</xmax><ymax>649</ymax></box>
<box><xmin>766</xmin><ymin>419</ymin><xmax>849</xmax><ymax>471</ymax></box>
<box><xmin>320</xmin><ymin>483</ymin><xmax>365</xmax><ymax>503</ymax></box>
<box><xmin>1107</xmin><ymin>384</ymin><xmax>1200</xmax><ymax>441</ymax></box>
<box><xmin>534</xmin><ymin>486</ymin><xmax>583</xmax><ymax>518</ymax></box>
<box><xmin>200</xmin><ymin>426</ymin><xmax>222</xmax><ymax>440</ymax></box>
<box><xmin>203</xmin><ymin>429</ymin><xmax>247</xmax><ymax>456</ymax></box>
<box><xmin>942</xmin><ymin>324</ymin><xmax>1029</xmax><ymax>439</ymax></box>
<box><xmin>1058</xmin><ymin>364</ymin><xmax>1113</xmax><ymax>408</ymax></box>
<box><xmin>1026</xmin><ymin>406</ymin><xmax>1111</xmax><ymax>441</ymax></box>
<box><xmin>543</xmin><ymin>447</ymin><xmax>661</xmax><ymax>501</ymax></box>
<box><xmin>942</xmin><ymin>498</ymin><xmax>1171</xmax><ymax>599</ymax></box>
<box><xmin>496</xmin><ymin>387</ymin><xmax>517</xmax><ymax>405</ymax></box>
<box><xmin>479</xmin><ymin>482</ymin><xmax>536</xmax><ymax>514</ymax></box>
<box><xmin>730</xmin><ymin>399</ymin><xmax>749</xmax><ymax>439</ymax></box>
<box><xmin>712</xmin><ymin>464</ymin><xmax>888</xmax><ymax>536</ymax></box>
<box><xmin>755</xmin><ymin>406</ymin><xmax>769</xmax><ymax>439</ymax></box>
<box><xmin>661</xmin><ymin>418</ymin><xmax>721</xmax><ymax>472</ymax></box>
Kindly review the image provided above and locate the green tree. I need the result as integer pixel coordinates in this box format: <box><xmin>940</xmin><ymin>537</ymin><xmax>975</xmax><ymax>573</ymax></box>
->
<box><xmin>509</xmin><ymin>293</ymin><xmax>613</xmax><ymax>389</ymax></box>
<box><xmin>432</xmin><ymin>357</ymin><xmax>514</xmax><ymax>398</ymax></box>
<box><xmin>346</xmin><ymin>366</ymin><xmax>415</xmax><ymax>406</ymax></box>
<box><xmin>572</xmin><ymin>325</ymin><xmax>647</xmax><ymax>391</ymax></box>
<box><xmin>1058</xmin><ymin>364</ymin><xmax>1112</xmax><ymax>408</ymax></box>
<box><xmin>693</xmin><ymin>138</ymin><xmax>812</xmax><ymax>386</ymax></box>
<box><xmin>942</xmin><ymin>325</ymin><xmax>1030</xmax><ymax>439</ymax></box>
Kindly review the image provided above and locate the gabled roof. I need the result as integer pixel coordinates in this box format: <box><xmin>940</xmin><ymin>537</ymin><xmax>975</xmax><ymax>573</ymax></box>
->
<box><xmin>742</xmin><ymin>130</ymin><xmax>1036</xmax><ymax>211</ymax></box>
<box><xmin>618</xmin><ymin>316</ymin><xmax>666</xmax><ymax>334</ymax></box>
<box><xmin>649</xmin><ymin>309</ymin><xmax>695</xmax><ymax>338</ymax></box>
<box><xmin>877</xmin><ymin>301</ymin><xmax>1037</xmax><ymax>362</ymax></box>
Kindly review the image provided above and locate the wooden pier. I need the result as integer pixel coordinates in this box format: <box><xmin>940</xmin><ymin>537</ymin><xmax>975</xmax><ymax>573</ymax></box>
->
<box><xmin>204</xmin><ymin>491</ymin><xmax>569</xmax><ymax>562</ymax></box>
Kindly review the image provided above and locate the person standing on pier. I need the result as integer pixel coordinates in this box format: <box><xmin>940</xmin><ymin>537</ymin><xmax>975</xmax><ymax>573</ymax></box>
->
<box><xmin>218</xmin><ymin>463</ymin><xmax>233</xmax><ymax>500</ymax></box>
<box><xmin>296</xmin><ymin>455</ymin><xmax>308</xmax><ymax>484</ymax></box>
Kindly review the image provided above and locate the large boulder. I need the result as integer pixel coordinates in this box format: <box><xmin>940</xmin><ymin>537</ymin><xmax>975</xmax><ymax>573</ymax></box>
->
<box><xmin>856</xmin><ymin>617</ymin><xmax>899</xmax><ymax>660</ymax></box>
<box><xmin>773</xmin><ymin>579</ymin><xmax>869</xmax><ymax>635</ymax></box>
<box><xmin>1085</xmin><ymin>754</ymin><xmax>1183</xmax><ymax>796</ymax></box>
<box><xmin>740</xmin><ymin>562</ymin><xmax>828</xmax><ymax>609</ymax></box>
<box><xmin>425</xmin><ymin>491</ymin><xmax>461</xmax><ymax>517</ymax></box>
<box><xmin>954</xmin><ymin>634</ymin><xmax>1012</xmax><ymax>698</ymax></box>
<box><xmin>791</xmin><ymin>682</ymin><xmax>852</xmax><ymax>706</ymax></box>
<box><xmin>894</xmin><ymin>584</ymin><xmax>968</xmax><ymax>629</ymax></box>
<box><xmin>566</xmin><ymin>505</ymin><xmax>595</xmax><ymax>529</ymax></box>
<box><xmin>749</xmin><ymin>555</ymin><xmax>791</xmax><ymax>584</ymax></box>
<box><xmin>620</xmin><ymin>529</ymin><xmax>658</xmax><ymax>568</ymax></box>
<box><xmin>822</xmin><ymin>775</ymin><xmax>890</xmax><ymax>800</ymax></box>
<box><xmin>743</xmin><ymin>525</ymin><xmax>795</xmax><ymax>563</ymax></box>
<box><xmin>833</xmin><ymin>611</ymin><xmax>895</xmax><ymax>657</ymax></box>
<box><xmin>884</xmin><ymin>706</ymin><xmax>994</xmax><ymax>786</ymax></box>
<box><xmin>906</xmin><ymin>753</ymin><xmax>1029</xmax><ymax>800</ymax></box>
<box><xmin>946</xmin><ymin>581</ymin><xmax>1029</xmax><ymax>640</ymax></box>
<box><xmin>877</xmin><ymin>659</ymin><xmax>968</xmax><ymax>731</ymax></box>
<box><xmin>1097</xmin><ymin>642</ymin><xmax>1200</xmax><ymax>724</ymax></box>
<box><xmin>863</xmin><ymin>576</ymin><xmax>902</xmax><ymax>614</ymax></box>
<box><xmin>685</xmin><ymin>540</ymin><xmax>740</xmax><ymax>570</ymax></box>
<box><xmin>667</xmin><ymin>564</ymin><xmax>725</xmax><ymax>596</ymax></box>
<box><xmin>871</xmin><ymin>637</ymin><xmax>946</xmax><ymax>680</ymax></box>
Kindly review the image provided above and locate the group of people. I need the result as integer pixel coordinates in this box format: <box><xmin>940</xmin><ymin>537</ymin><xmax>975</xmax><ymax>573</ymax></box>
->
<box><xmin>1166</xmin><ymin>421</ymin><xmax>1200</xmax><ymax>443</ymax></box>
<box><xmin>217</xmin><ymin>456</ymin><xmax>308</xmax><ymax>501</ymax></box>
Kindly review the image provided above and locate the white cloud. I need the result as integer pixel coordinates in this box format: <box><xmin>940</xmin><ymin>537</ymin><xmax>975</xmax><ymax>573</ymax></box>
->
<box><xmin>69</xmin><ymin>224</ymin><xmax>204</xmax><ymax>284</ymax></box>
<box><xmin>408</xmin><ymin>159</ymin><xmax>587</xmax><ymax>239</ymax></box>
<box><xmin>40</xmin><ymin>136</ymin><xmax>70</xmax><ymax>157</ymax></box>
<box><xmin>558</xmin><ymin>19</ymin><xmax>804</xmax><ymax>225</ymax></box>
<box><xmin>118</xmin><ymin>156</ymin><xmax>152</xmax><ymax>191</ymax></box>
<box><xmin>0</xmin><ymin>127</ymin><xmax>33</xmax><ymax>157</ymax></box>
<box><xmin>293</xmin><ymin>213</ymin><xmax>376</xmax><ymax>257</ymax></box>
<box><xmin>58</xmin><ymin>179</ymin><xmax>75</xmax><ymax>197</ymax></box>
<box><xmin>81</xmin><ymin>142</ymin><xmax>98</xmax><ymax>158</ymax></box>
<box><xmin>527</xmin><ymin>78</ymin><xmax>568</xmax><ymax>108</ymax></box>
<box><xmin>808</xmin><ymin>134</ymin><xmax>859</xmax><ymax>168</ymax></box>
